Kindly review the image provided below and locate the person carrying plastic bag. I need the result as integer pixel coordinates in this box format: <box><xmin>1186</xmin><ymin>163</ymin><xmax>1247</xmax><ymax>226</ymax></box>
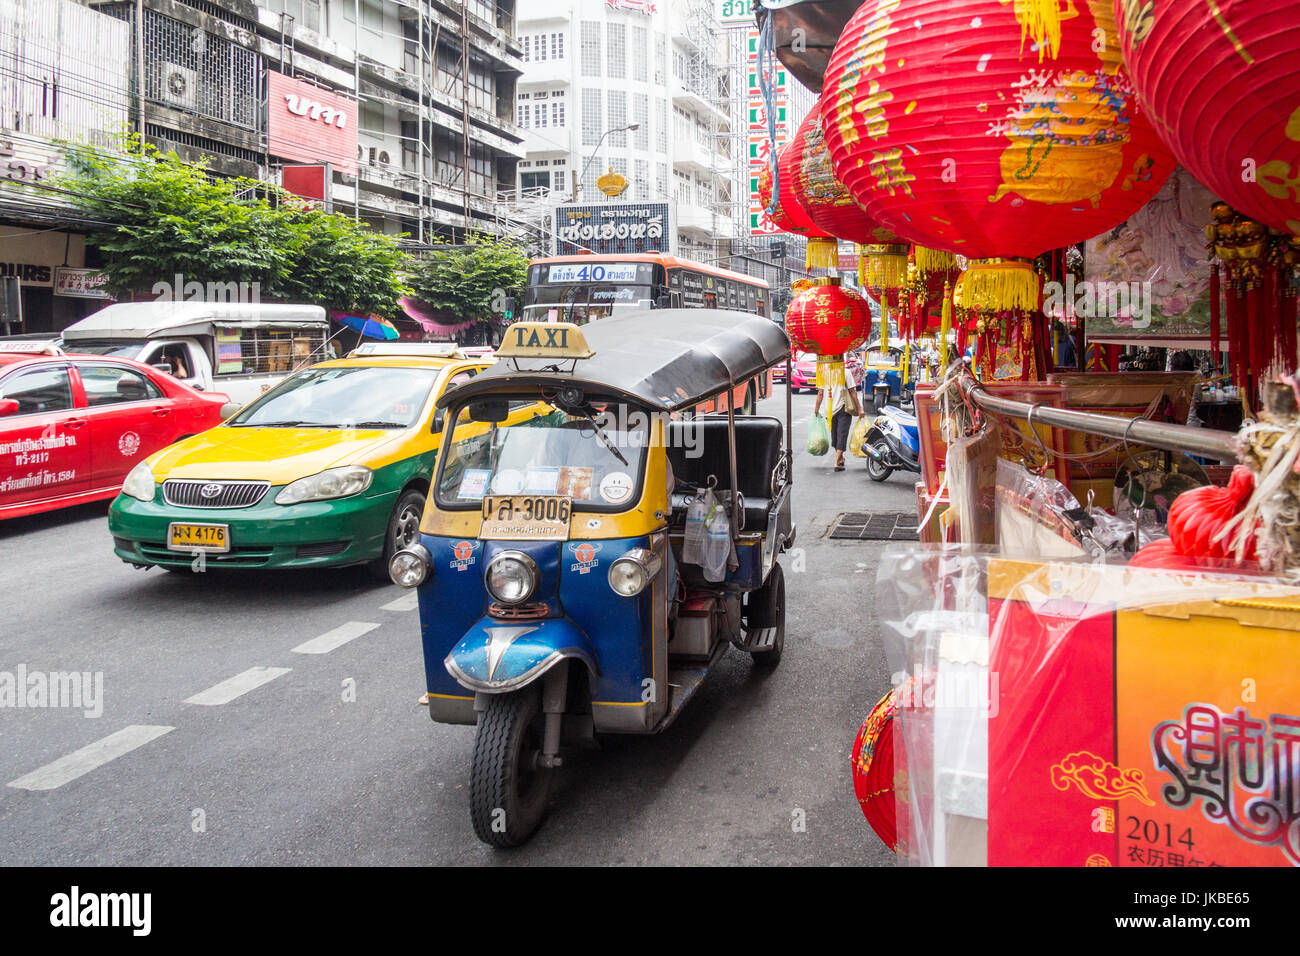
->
<box><xmin>814</xmin><ymin>364</ymin><xmax>866</xmax><ymax>471</ymax></box>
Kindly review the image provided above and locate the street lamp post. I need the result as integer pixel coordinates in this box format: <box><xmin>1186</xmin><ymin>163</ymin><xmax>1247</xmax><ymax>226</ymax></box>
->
<box><xmin>575</xmin><ymin>124</ymin><xmax>640</xmax><ymax>200</ymax></box>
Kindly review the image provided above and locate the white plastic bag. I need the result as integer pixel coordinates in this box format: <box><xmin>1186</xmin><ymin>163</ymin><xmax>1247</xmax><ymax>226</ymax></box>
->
<box><xmin>681</xmin><ymin>488</ymin><xmax>711</xmax><ymax>565</ymax></box>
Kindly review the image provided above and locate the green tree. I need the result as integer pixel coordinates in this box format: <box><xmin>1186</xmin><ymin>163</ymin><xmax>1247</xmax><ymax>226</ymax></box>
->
<box><xmin>407</xmin><ymin>235</ymin><xmax>530</xmax><ymax>323</ymax></box>
<box><xmin>57</xmin><ymin>137</ymin><xmax>408</xmax><ymax>314</ymax></box>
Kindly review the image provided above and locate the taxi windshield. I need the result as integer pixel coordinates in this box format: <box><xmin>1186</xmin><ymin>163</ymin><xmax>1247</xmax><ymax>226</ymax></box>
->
<box><xmin>229</xmin><ymin>365</ymin><xmax>439</xmax><ymax>428</ymax></box>
<box><xmin>436</xmin><ymin>399</ymin><xmax>647</xmax><ymax>511</ymax></box>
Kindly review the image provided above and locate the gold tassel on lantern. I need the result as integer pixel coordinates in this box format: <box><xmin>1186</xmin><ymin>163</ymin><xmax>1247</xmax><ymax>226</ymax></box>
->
<box><xmin>806</xmin><ymin>237</ymin><xmax>839</xmax><ymax>270</ymax></box>
<box><xmin>879</xmin><ymin>301</ymin><xmax>890</xmax><ymax>352</ymax></box>
<box><xmin>860</xmin><ymin>243</ymin><xmax>909</xmax><ymax>290</ymax></box>
<box><xmin>912</xmin><ymin>245</ymin><xmax>958</xmax><ymax>275</ymax></box>
<box><xmin>938</xmin><ymin>280</ymin><xmax>953</xmax><ymax>369</ymax></box>
<box><xmin>953</xmin><ymin>258</ymin><xmax>1040</xmax><ymax>313</ymax></box>
<box><xmin>815</xmin><ymin>355</ymin><xmax>846</xmax><ymax>389</ymax></box>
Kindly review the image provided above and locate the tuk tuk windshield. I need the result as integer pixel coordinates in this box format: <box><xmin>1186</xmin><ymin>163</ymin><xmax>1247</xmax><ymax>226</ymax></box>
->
<box><xmin>436</xmin><ymin>399</ymin><xmax>648</xmax><ymax>511</ymax></box>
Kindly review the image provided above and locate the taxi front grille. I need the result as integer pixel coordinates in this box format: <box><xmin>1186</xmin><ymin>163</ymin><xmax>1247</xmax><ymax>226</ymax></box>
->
<box><xmin>162</xmin><ymin>479</ymin><xmax>270</xmax><ymax>509</ymax></box>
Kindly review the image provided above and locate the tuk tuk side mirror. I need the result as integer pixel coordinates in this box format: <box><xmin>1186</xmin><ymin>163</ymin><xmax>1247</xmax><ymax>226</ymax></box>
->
<box><xmin>468</xmin><ymin>399</ymin><xmax>509</xmax><ymax>423</ymax></box>
<box><xmin>432</xmin><ymin>409</ymin><xmax>445</xmax><ymax>433</ymax></box>
<box><xmin>0</xmin><ymin>398</ymin><xmax>18</xmax><ymax>417</ymax></box>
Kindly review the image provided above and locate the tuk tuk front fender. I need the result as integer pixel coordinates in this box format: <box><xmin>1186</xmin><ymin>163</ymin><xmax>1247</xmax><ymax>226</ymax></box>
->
<box><xmin>444</xmin><ymin>617</ymin><xmax>598</xmax><ymax>695</ymax></box>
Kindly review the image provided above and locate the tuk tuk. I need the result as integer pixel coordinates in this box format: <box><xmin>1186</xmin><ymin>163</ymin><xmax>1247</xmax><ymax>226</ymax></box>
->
<box><xmin>388</xmin><ymin>310</ymin><xmax>794</xmax><ymax>847</ymax></box>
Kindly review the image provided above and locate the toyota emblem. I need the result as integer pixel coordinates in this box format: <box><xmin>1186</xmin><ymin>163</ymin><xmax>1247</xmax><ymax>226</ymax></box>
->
<box><xmin>200</xmin><ymin>483</ymin><xmax>223</xmax><ymax>499</ymax></box>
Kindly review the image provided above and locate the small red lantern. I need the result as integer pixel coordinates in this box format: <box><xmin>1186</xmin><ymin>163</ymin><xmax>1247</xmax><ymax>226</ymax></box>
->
<box><xmin>1115</xmin><ymin>0</ymin><xmax>1300</xmax><ymax>236</ymax></box>
<box><xmin>757</xmin><ymin>147</ymin><xmax>834</xmax><ymax>245</ymax></box>
<box><xmin>785</xmin><ymin>276</ymin><xmax>873</xmax><ymax>386</ymax></box>
<box><xmin>851</xmin><ymin>688</ymin><xmax>900</xmax><ymax>853</ymax></box>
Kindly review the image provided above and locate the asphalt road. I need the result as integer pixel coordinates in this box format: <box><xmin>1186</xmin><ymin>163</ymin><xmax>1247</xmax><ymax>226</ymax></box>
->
<box><xmin>0</xmin><ymin>386</ymin><xmax>917</xmax><ymax>865</ymax></box>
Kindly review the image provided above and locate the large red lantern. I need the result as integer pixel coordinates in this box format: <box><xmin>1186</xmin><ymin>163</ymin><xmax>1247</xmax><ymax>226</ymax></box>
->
<box><xmin>1115</xmin><ymin>0</ymin><xmax>1300</xmax><ymax>236</ymax></box>
<box><xmin>822</xmin><ymin>0</ymin><xmax>1176</xmax><ymax>312</ymax></box>
<box><xmin>785</xmin><ymin>277</ymin><xmax>873</xmax><ymax>385</ymax></box>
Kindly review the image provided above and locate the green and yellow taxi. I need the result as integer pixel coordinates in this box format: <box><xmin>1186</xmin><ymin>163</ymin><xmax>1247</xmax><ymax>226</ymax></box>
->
<box><xmin>108</xmin><ymin>343</ymin><xmax>494</xmax><ymax>576</ymax></box>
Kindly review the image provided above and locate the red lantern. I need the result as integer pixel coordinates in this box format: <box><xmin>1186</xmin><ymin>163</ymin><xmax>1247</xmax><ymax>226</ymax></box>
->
<box><xmin>851</xmin><ymin>688</ymin><xmax>900</xmax><ymax>853</ymax></box>
<box><xmin>787</xmin><ymin>105</ymin><xmax>903</xmax><ymax>274</ymax></box>
<box><xmin>757</xmin><ymin>146</ymin><xmax>833</xmax><ymax>244</ymax></box>
<box><xmin>785</xmin><ymin>277</ymin><xmax>873</xmax><ymax>385</ymax></box>
<box><xmin>821</xmin><ymin>0</ymin><xmax>1176</xmax><ymax>312</ymax></box>
<box><xmin>1115</xmin><ymin>0</ymin><xmax>1300</xmax><ymax>236</ymax></box>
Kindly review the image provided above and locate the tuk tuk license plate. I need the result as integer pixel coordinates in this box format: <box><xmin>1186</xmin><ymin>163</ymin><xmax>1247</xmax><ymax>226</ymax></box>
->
<box><xmin>480</xmin><ymin>496</ymin><xmax>572</xmax><ymax>540</ymax></box>
<box><xmin>167</xmin><ymin>522</ymin><xmax>230</xmax><ymax>553</ymax></box>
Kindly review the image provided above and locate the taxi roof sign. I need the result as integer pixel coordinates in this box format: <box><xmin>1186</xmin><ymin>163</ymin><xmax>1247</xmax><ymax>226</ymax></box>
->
<box><xmin>496</xmin><ymin>322</ymin><xmax>594</xmax><ymax>360</ymax></box>
<box><xmin>349</xmin><ymin>342</ymin><xmax>466</xmax><ymax>359</ymax></box>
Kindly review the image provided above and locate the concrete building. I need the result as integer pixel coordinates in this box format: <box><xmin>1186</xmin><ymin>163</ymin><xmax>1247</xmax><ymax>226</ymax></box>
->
<box><xmin>509</xmin><ymin>0</ymin><xmax>752</xmax><ymax>262</ymax></box>
<box><xmin>0</xmin><ymin>0</ymin><xmax>132</xmax><ymax>332</ymax></box>
<box><xmin>91</xmin><ymin>0</ymin><xmax>526</xmax><ymax>241</ymax></box>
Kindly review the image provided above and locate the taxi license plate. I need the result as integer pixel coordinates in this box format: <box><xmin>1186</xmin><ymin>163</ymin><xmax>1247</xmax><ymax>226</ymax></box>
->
<box><xmin>480</xmin><ymin>495</ymin><xmax>571</xmax><ymax>540</ymax></box>
<box><xmin>168</xmin><ymin>522</ymin><xmax>230</xmax><ymax>553</ymax></box>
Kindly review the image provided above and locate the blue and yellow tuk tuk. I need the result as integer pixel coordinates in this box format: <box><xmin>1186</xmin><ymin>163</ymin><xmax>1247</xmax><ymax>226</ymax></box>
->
<box><xmin>388</xmin><ymin>311</ymin><xmax>794</xmax><ymax>846</ymax></box>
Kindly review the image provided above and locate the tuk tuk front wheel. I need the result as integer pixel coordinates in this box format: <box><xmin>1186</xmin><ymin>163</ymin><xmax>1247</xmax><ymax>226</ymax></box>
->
<box><xmin>745</xmin><ymin>563</ymin><xmax>785</xmax><ymax>669</ymax></box>
<box><xmin>470</xmin><ymin>687</ymin><xmax>553</xmax><ymax>848</ymax></box>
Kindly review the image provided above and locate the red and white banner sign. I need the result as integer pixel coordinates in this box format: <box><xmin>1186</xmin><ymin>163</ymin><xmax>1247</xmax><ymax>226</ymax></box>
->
<box><xmin>267</xmin><ymin>72</ymin><xmax>358</xmax><ymax>176</ymax></box>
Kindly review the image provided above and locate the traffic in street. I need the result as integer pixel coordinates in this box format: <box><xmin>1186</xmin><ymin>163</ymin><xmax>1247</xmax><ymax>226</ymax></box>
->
<box><xmin>0</xmin><ymin>384</ymin><xmax>911</xmax><ymax>865</ymax></box>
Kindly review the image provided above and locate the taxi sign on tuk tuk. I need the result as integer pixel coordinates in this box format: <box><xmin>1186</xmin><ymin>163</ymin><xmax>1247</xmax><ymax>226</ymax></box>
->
<box><xmin>496</xmin><ymin>322</ymin><xmax>594</xmax><ymax>360</ymax></box>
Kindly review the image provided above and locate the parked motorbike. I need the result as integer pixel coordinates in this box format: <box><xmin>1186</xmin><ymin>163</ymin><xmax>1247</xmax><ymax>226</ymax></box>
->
<box><xmin>862</xmin><ymin>405</ymin><xmax>921</xmax><ymax>482</ymax></box>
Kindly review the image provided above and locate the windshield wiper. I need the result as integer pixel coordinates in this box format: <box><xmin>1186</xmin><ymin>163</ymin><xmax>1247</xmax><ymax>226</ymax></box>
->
<box><xmin>571</xmin><ymin>408</ymin><xmax>628</xmax><ymax>466</ymax></box>
<box><xmin>349</xmin><ymin>420</ymin><xmax>406</xmax><ymax>429</ymax></box>
<box><xmin>231</xmin><ymin>420</ymin><xmax>332</xmax><ymax>428</ymax></box>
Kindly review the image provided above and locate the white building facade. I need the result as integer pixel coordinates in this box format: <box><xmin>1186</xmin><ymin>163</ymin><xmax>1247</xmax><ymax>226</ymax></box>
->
<box><xmin>513</xmin><ymin>0</ymin><xmax>750</xmax><ymax>262</ymax></box>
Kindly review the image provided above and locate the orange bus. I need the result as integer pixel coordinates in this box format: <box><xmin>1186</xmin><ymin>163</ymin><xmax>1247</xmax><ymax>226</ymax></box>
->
<box><xmin>522</xmin><ymin>253</ymin><xmax>774</xmax><ymax>413</ymax></box>
<box><xmin>523</xmin><ymin>253</ymin><xmax>771</xmax><ymax>324</ymax></box>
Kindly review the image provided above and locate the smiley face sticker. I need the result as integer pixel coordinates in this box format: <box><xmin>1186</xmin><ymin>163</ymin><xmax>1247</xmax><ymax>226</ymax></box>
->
<box><xmin>599</xmin><ymin>471</ymin><xmax>633</xmax><ymax>504</ymax></box>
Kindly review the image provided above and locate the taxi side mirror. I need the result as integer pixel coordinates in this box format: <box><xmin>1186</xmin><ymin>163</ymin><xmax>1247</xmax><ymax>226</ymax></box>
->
<box><xmin>219</xmin><ymin>401</ymin><xmax>241</xmax><ymax>421</ymax></box>
<box><xmin>0</xmin><ymin>398</ymin><xmax>18</xmax><ymax>417</ymax></box>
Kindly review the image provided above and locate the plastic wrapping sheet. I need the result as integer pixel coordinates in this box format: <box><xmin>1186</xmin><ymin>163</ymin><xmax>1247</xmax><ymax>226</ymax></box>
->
<box><xmin>877</xmin><ymin>544</ymin><xmax>1300</xmax><ymax>867</ymax></box>
<box><xmin>994</xmin><ymin>459</ymin><xmax>1087</xmax><ymax>559</ymax></box>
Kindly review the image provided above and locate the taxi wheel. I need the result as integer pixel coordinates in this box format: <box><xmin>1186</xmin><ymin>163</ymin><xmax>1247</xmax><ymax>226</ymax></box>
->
<box><xmin>469</xmin><ymin>687</ymin><xmax>552</xmax><ymax>848</ymax></box>
<box><xmin>370</xmin><ymin>488</ymin><xmax>426</xmax><ymax>581</ymax></box>
<box><xmin>745</xmin><ymin>563</ymin><xmax>785</xmax><ymax>669</ymax></box>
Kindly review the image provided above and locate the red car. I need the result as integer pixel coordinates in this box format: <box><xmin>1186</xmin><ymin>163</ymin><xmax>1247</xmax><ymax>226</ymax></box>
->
<box><xmin>0</xmin><ymin>346</ymin><xmax>229</xmax><ymax>520</ymax></box>
<box><xmin>788</xmin><ymin>351</ymin><xmax>819</xmax><ymax>393</ymax></box>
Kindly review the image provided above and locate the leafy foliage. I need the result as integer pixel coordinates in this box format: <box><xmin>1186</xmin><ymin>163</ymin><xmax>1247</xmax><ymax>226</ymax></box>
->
<box><xmin>407</xmin><ymin>235</ymin><xmax>531</xmax><ymax>323</ymax></box>
<box><xmin>57</xmin><ymin>137</ymin><xmax>408</xmax><ymax>314</ymax></box>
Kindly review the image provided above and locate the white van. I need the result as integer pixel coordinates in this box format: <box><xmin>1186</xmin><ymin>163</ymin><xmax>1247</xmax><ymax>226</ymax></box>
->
<box><xmin>59</xmin><ymin>302</ymin><xmax>331</xmax><ymax>405</ymax></box>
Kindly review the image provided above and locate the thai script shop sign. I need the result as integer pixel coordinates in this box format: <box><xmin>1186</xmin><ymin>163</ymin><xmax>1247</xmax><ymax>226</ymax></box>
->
<box><xmin>553</xmin><ymin>204</ymin><xmax>669</xmax><ymax>256</ymax></box>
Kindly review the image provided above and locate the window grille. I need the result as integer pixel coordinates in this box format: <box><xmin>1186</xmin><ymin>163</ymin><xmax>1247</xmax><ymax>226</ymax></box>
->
<box><xmin>580</xmin><ymin>21</ymin><xmax>601</xmax><ymax>77</ymax></box>
<box><xmin>633</xmin><ymin>94</ymin><xmax>648</xmax><ymax>150</ymax></box>
<box><xmin>581</xmin><ymin>88</ymin><xmax>601</xmax><ymax>147</ymax></box>
<box><xmin>632</xmin><ymin>26</ymin><xmax>647</xmax><ymax>81</ymax></box>
<box><xmin>607</xmin><ymin>23</ymin><xmax>625</xmax><ymax>79</ymax></box>
<box><xmin>608</xmin><ymin>90</ymin><xmax>626</xmax><ymax>146</ymax></box>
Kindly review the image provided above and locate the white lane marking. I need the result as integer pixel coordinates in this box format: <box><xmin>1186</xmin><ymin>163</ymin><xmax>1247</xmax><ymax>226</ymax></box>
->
<box><xmin>381</xmin><ymin>592</ymin><xmax>419</xmax><ymax>612</ymax></box>
<box><xmin>184</xmin><ymin>666</ymin><xmax>292</xmax><ymax>706</ymax></box>
<box><xmin>7</xmin><ymin>725</ymin><xmax>174</xmax><ymax>791</ymax></box>
<box><xmin>291</xmin><ymin>621</ymin><xmax>380</xmax><ymax>655</ymax></box>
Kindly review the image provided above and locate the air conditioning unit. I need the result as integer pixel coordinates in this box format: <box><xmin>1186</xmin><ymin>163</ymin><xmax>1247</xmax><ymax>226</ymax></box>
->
<box><xmin>157</xmin><ymin>63</ymin><xmax>199</xmax><ymax>111</ymax></box>
<box><xmin>377</xmin><ymin>151</ymin><xmax>391</xmax><ymax>166</ymax></box>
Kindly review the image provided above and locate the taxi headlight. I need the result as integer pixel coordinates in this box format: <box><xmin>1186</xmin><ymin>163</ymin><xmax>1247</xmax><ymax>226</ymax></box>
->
<box><xmin>485</xmin><ymin>551</ymin><xmax>538</xmax><ymax>605</ymax></box>
<box><xmin>121</xmin><ymin>462</ymin><xmax>156</xmax><ymax>502</ymax></box>
<box><xmin>608</xmin><ymin>548</ymin><xmax>663</xmax><ymax>597</ymax></box>
<box><xmin>389</xmin><ymin>545</ymin><xmax>432</xmax><ymax>589</ymax></box>
<box><xmin>274</xmin><ymin>466</ymin><xmax>373</xmax><ymax>505</ymax></box>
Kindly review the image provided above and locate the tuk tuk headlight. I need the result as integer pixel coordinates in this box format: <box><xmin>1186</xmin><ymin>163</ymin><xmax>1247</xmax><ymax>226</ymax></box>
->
<box><xmin>486</xmin><ymin>551</ymin><xmax>538</xmax><ymax>605</ymax></box>
<box><xmin>608</xmin><ymin>548</ymin><xmax>663</xmax><ymax>597</ymax></box>
<box><xmin>122</xmin><ymin>462</ymin><xmax>156</xmax><ymax>502</ymax></box>
<box><xmin>274</xmin><ymin>466</ymin><xmax>373</xmax><ymax>505</ymax></box>
<box><xmin>389</xmin><ymin>545</ymin><xmax>432</xmax><ymax>589</ymax></box>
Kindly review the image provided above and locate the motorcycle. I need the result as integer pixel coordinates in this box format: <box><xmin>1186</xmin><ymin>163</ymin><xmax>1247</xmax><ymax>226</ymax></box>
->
<box><xmin>862</xmin><ymin>405</ymin><xmax>921</xmax><ymax>482</ymax></box>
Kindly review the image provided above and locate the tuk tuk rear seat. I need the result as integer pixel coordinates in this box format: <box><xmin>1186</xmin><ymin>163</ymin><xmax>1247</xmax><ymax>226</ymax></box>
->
<box><xmin>666</xmin><ymin>416</ymin><xmax>784</xmax><ymax>533</ymax></box>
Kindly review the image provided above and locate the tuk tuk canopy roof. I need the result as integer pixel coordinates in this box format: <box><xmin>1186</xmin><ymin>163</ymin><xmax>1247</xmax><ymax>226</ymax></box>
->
<box><xmin>61</xmin><ymin>302</ymin><xmax>328</xmax><ymax>340</ymax></box>
<box><xmin>440</xmin><ymin>309</ymin><xmax>790</xmax><ymax>413</ymax></box>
